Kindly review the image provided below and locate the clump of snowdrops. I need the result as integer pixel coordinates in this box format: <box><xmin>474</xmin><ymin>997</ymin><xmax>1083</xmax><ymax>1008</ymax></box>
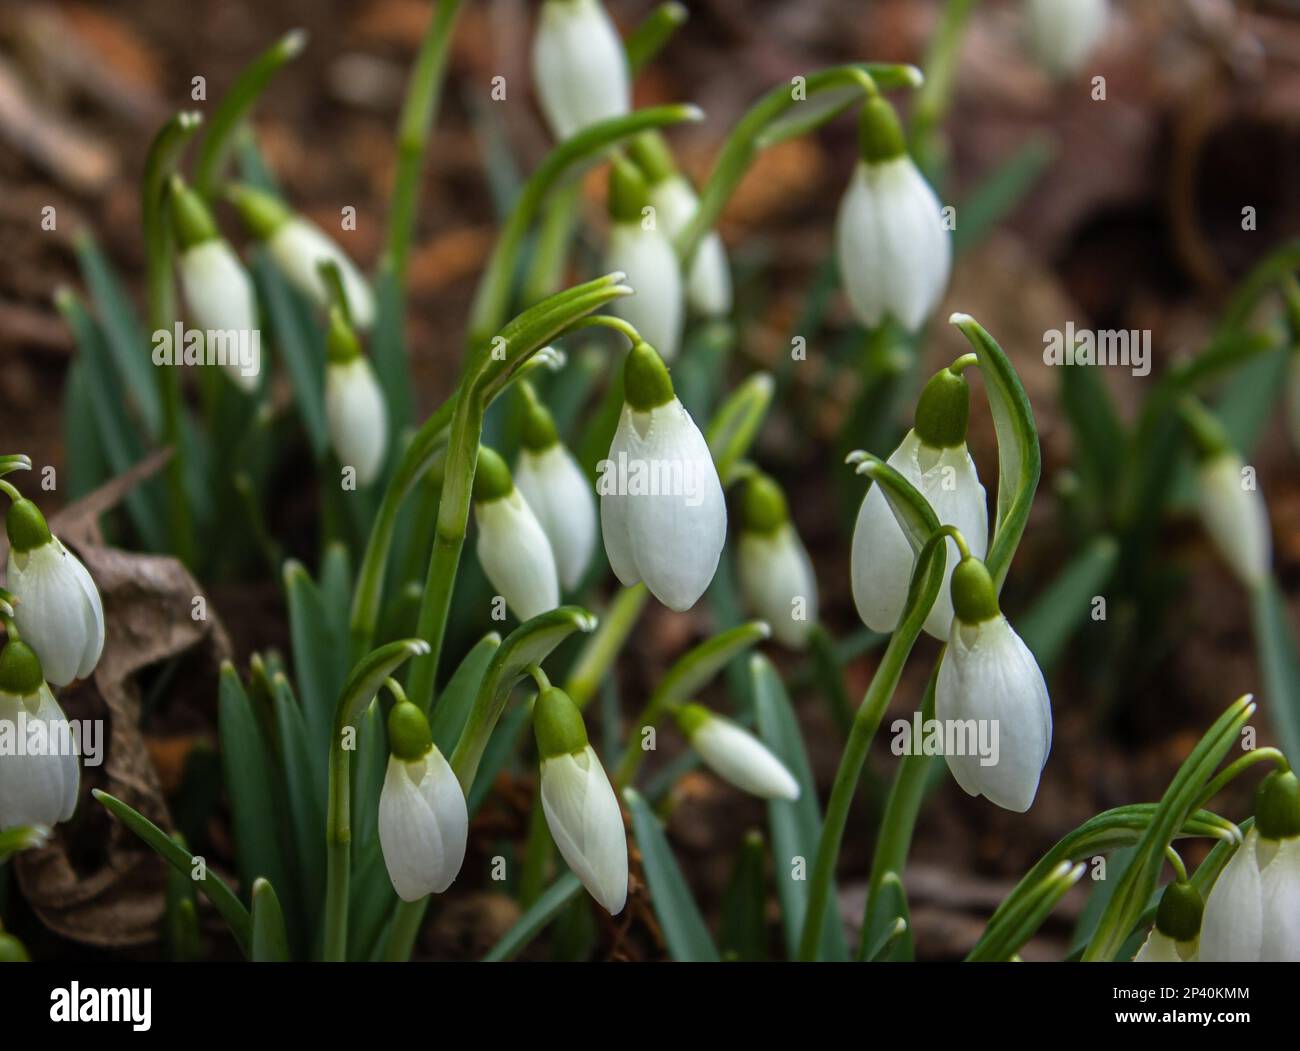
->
<box><xmin>3</xmin><ymin>0</ymin><xmax>1300</xmax><ymax>964</ymax></box>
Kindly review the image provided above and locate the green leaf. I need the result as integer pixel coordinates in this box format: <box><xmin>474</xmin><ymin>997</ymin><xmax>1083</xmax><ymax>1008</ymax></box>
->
<box><xmin>720</xmin><ymin>829</ymin><xmax>768</xmax><ymax>961</ymax></box>
<box><xmin>250</xmin><ymin>878</ymin><xmax>291</xmax><ymax>962</ymax></box>
<box><xmin>624</xmin><ymin>787</ymin><xmax>721</xmax><ymax>962</ymax></box>
<box><xmin>482</xmin><ymin>872</ymin><xmax>583</xmax><ymax>962</ymax></box>
<box><xmin>848</xmin><ymin>452</ymin><xmax>941</xmax><ymax>555</ymax></box>
<box><xmin>952</xmin><ymin>136</ymin><xmax>1055</xmax><ymax>256</ymax></box>
<box><xmin>1251</xmin><ymin>579</ymin><xmax>1300</xmax><ymax>764</ymax></box>
<box><xmin>0</xmin><ymin>825</ymin><xmax>50</xmax><ymax>865</ymax></box>
<box><xmin>967</xmin><ymin>860</ymin><xmax>1085</xmax><ymax>962</ymax></box>
<box><xmin>284</xmin><ymin>560</ymin><xmax>348</xmax><ymax>777</ymax></box>
<box><xmin>93</xmin><ymin>789</ymin><xmax>252</xmax><ymax>955</ymax></box>
<box><xmin>164</xmin><ymin>835</ymin><xmax>202</xmax><ymax>961</ymax></box>
<box><xmin>625</xmin><ymin>1</ymin><xmax>688</xmax><ymax>74</ymax></box>
<box><xmin>705</xmin><ymin>372</ymin><xmax>774</xmax><ymax>486</ymax></box>
<box><xmin>430</xmin><ymin>633</ymin><xmax>501</xmax><ymax>754</ymax></box>
<box><xmin>751</xmin><ymin>654</ymin><xmax>849</xmax><ymax>961</ymax></box>
<box><xmin>62</xmin><ymin>359</ymin><xmax>110</xmax><ymax>500</ymax></box>
<box><xmin>253</xmin><ymin>250</ymin><xmax>328</xmax><ymax>456</ymax></box>
<box><xmin>1059</xmin><ymin>360</ymin><xmax>1125</xmax><ymax>512</ymax></box>
<box><xmin>271</xmin><ymin>674</ymin><xmax>327</xmax><ymax>932</ymax></box>
<box><xmin>862</xmin><ymin>873</ymin><xmax>911</xmax><ymax>961</ymax></box>
<box><xmin>1018</xmin><ymin>536</ymin><xmax>1119</xmax><ymax>670</ymax></box>
<box><xmin>369</xmin><ymin>264</ymin><xmax>413</xmax><ymax>456</ymax></box>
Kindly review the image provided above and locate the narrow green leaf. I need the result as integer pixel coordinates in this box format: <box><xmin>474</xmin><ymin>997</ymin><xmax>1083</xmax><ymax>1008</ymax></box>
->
<box><xmin>483</xmin><ymin>872</ymin><xmax>583</xmax><ymax>962</ymax></box>
<box><xmin>952</xmin><ymin>135</ymin><xmax>1055</xmax><ymax>256</ymax></box>
<box><xmin>1251</xmin><ymin>579</ymin><xmax>1300</xmax><ymax>764</ymax></box>
<box><xmin>467</xmin><ymin>701</ymin><xmax>533</xmax><ymax>815</ymax></box>
<box><xmin>1059</xmin><ymin>360</ymin><xmax>1125</xmax><ymax>510</ymax></box>
<box><xmin>625</xmin><ymin>1</ymin><xmax>688</xmax><ymax>73</ymax></box>
<box><xmin>862</xmin><ymin>873</ymin><xmax>912</xmax><ymax>961</ymax></box>
<box><xmin>1018</xmin><ymin>536</ymin><xmax>1119</xmax><ymax>669</ymax></box>
<box><xmin>0</xmin><ymin>825</ymin><xmax>50</xmax><ymax>865</ymax></box>
<box><xmin>250</xmin><ymin>878</ymin><xmax>291</xmax><ymax>962</ymax></box>
<box><xmin>271</xmin><ymin>674</ymin><xmax>327</xmax><ymax>931</ymax></box>
<box><xmin>430</xmin><ymin>633</ymin><xmax>501</xmax><ymax>754</ymax></box>
<box><xmin>705</xmin><ymin>372</ymin><xmax>773</xmax><ymax>486</ymax></box>
<box><xmin>720</xmin><ymin>830</ymin><xmax>768</xmax><ymax>961</ymax></box>
<box><xmin>284</xmin><ymin>560</ymin><xmax>348</xmax><ymax>781</ymax></box>
<box><xmin>62</xmin><ymin>359</ymin><xmax>109</xmax><ymax>500</ymax></box>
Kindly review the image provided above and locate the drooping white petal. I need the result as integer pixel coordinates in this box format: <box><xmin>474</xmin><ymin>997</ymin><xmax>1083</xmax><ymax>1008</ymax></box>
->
<box><xmin>936</xmin><ymin>614</ymin><xmax>1051</xmax><ymax>813</ymax></box>
<box><xmin>598</xmin><ymin>400</ymin><xmax>726</xmax><ymax>611</ymax></box>
<box><xmin>268</xmin><ymin>218</ymin><xmax>375</xmax><ymax>329</ymax></box>
<box><xmin>1199</xmin><ymin>827</ymin><xmax>1265</xmax><ymax>961</ymax></box>
<box><xmin>0</xmin><ymin>687</ymin><xmax>79</xmax><ymax>830</ymax></box>
<box><xmin>532</xmin><ymin>0</ymin><xmax>630</xmax><ymax>141</ymax></box>
<box><xmin>691</xmin><ymin>716</ymin><xmax>799</xmax><ymax>801</ymax></box>
<box><xmin>649</xmin><ymin>176</ymin><xmax>732</xmax><ymax>317</ymax></box>
<box><xmin>475</xmin><ymin>490</ymin><xmax>560</xmax><ymax>621</ymax></box>
<box><xmin>325</xmin><ymin>357</ymin><xmax>388</xmax><ymax>486</ymax></box>
<box><xmin>1133</xmin><ymin>929</ymin><xmax>1194</xmax><ymax>962</ymax></box>
<box><xmin>1259</xmin><ymin>836</ymin><xmax>1300</xmax><ymax>961</ymax></box>
<box><xmin>738</xmin><ymin>525</ymin><xmax>818</xmax><ymax>649</ymax></box>
<box><xmin>540</xmin><ymin>746</ymin><xmax>628</xmax><ymax>914</ymax></box>
<box><xmin>1025</xmin><ymin>0</ymin><xmax>1109</xmax><ymax>78</ymax></box>
<box><xmin>378</xmin><ymin>750</ymin><xmax>468</xmax><ymax>901</ymax></box>
<box><xmin>835</xmin><ymin>158</ymin><xmax>951</xmax><ymax>333</ymax></box>
<box><xmin>605</xmin><ymin>223</ymin><xmax>684</xmax><ymax>362</ymax></box>
<box><xmin>177</xmin><ymin>240</ymin><xmax>261</xmax><ymax>391</ymax></box>
<box><xmin>1196</xmin><ymin>453</ymin><xmax>1271</xmax><ymax>589</ymax></box>
<box><xmin>7</xmin><ymin>539</ymin><xmax>106</xmax><ymax>687</ymax></box>
<box><xmin>851</xmin><ymin>431</ymin><xmax>988</xmax><ymax>640</ymax></box>
<box><xmin>515</xmin><ymin>444</ymin><xmax>597</xmax><ymax>592</ymax></box>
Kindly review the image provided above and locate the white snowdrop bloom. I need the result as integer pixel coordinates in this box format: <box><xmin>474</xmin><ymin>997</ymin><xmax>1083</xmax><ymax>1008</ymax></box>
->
<box><xmin>5</xmin><ymin>500</ymin><xmax>104</xmax><ymax>687</ymax></box>
<box><xmin>0</xmin><ymin>640</ymin><xmax>79</xmax><ymax>830</ymax></box>
<box><xmin>534</xmin><ymin>687</ymin><xmax>628</xmax><ymax>914</ymax></box>
<box><xmin>1196</xmin><ymin>451</ymin><xmax>1271</xmax><ymax>589</ymax></box>
<box><xmin>1199</xmin><ymin>772</ymin><xmax>1300</xmax><ymax>962</ymax></box>
<box><xmin>598</xmin><ymin>342</ymin><xmax>726</xmax><ymax>611</ymax></box>
<box><xmin>532</xmin><ymin>0</ymin><xmax>630</xmax><ymax>141</ymax></box>
<box><xmin>736</xmin><ymin>473</ymin><xmax>817</xmax><ymax>649</ymax></box>
<box><xmin>378</xmin><ymin>701</ymin><xmax>468</xmax><ymax>902</ymax></box>
<box><xmin>1134</xmin><ymin>880</ymin><xmax>1202</xmax><ymax>962</ymax></box>
<box><xmin>474</xmin><ymin>446</ymin><xmax>560</xmax><ymax>621</ymax></box>
<box><xmin>605</xmin><ymin>156</ymin><xmax>685</xmax><ymax>361</ymax></box>
<box><xmin>936</xmin><ymin>557</ymin><xmax>1052</xmax><ymax>813</ymax></box>
<box><xmin>324</xmin><ymin>315</ymin><xmax>388</xmax><ymax>487</ymax></box>
<box><xmin>514</xmin><ymin>390</ymin><xmax>596</xmax><ymax>592</ymax></box>
<box><xmin>835</xmin><ymin>98</ymin><xmax>950</xmax><ymax>333</ymax></box>
<box><xmin>851</xmin><ymin>365</ymin><xmax>987</xmax><ymax>640</ymax></box>
<box><xmin>677</xmin><ymin>704</ymin><xmax>798</xmax><ymax>801</ymax></box>
<box><xmin>1025</xmin><ymin>0</ymin><xmax>1109</xmax><ymax>79</ymax></box>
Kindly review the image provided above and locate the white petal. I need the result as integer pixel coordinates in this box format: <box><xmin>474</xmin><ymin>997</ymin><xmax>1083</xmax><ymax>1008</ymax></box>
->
<box><xmin>738</xmin><ymin>526</ymin><xmax>818</xmax><ymax>649</ymax></box>
<box><xmin>325</xmin><ymin>358</ymin><xmax>388</xmax><ymax>486</ymax></box>
<box><xmin>7</xmin><ymin>539</ymin><xmax>104</xmax><ymax>687</ymax></box>
<box><xmin>0</xmin><ymin>688</ymin><xmax>77</xmax><ymax>829</ymax></box>
<box><xmin>1259</xmin><ymin>836</ymin><xmax>1300</xmax><ymax>961</ymax></box>
<box><xmin>1199</xmin><ymin>828</ymin><xmax>1264</xmax><ymax>961</ymax></box>
<box><xmin>378</xmin><ymin>752</ymin><xmax>466</xmax><ymax>902</ymax></box>
<box><xmin>178</xmin><ymin>241</ymin><xmax>261</xmax><ymax>391</ymax></box>
<box><xmin>1133</xmin><ymin>928</ymin><xmax>1184</xmax><ymax>963</ymax></box>
<box><xmin>935</xmin><ymin>614</ymin><xmax>1051</xmax><ymax>812</ymax></box>
<box><xmin>531</xmin><ymin>0</ymin><xmax>629</xmax><ymax>141</ymax></box>
<box><xmin>649</xmin><ymin>177</ymin><xmax>731</xmax><ymax>317</ymax></box>
<box><xmin>599</xmin><ymin>412</ymin><xmax>642</xmax><ymax>588</ymax></box>
<box><xmin>269</xmin><ymin>218</ymin><xmax>374</xmax><ymax>329</ymax></box>
<box><xmin>691</xmin><ymin>717</ymin><xmax>799</xmax><ymax>800</ymax></box>
<box><xmin>1025</xmin><ymin>0</ymin><xmax>1109</xmax><ymax>78</ymax></box>
<box><xmin>415</xmin><ymin>747</ymin><xmax>469</xmax><ymax>893</ymax></box>
<box><xmin>1197</xmin><ymin>453</ymin><xmax>1271</xmax><ymax>589</ymax></box>
<box><xmin>475</xmin><ymin>490</ymin><xmax>560</xmax><ymax>621</ymax></box>
<box><xmin>540</xmin><ymin>747</ymin><xmax>628</xmax><ymax>914</ymax></box>
<box><xmin>605</xmin><ymin>223</ymin><xmax>684</xmax><ymax>361</ymax></box>
<box><xmin>515</xmin><ymin>444</ymin><xmax>597</xmax><ymax>592</ymax></box>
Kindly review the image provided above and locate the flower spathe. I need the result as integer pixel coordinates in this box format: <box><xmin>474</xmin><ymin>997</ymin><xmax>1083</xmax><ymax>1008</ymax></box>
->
<box><xmin>532</xmin><ymin>0</ymin><xmax>630</xmax><ymax>141</ymax></box>
<box><xmin>176</xmin><ymin>240</ymin><xmax>261</xmax><ymax>392</ymax></box>
<box><xmin>0</xmin><ymin>640</ymin><xmax>79</xmax><ymax>830</ymax></box>
<box><xmin>5</xmin><ymin>501</ymin><xmax>104</xmax><ymax>688</ymax></box>
<box><xmin>514</xmin><ymin>442</ymin><xmax>597</xmax><ymax>593</ymax></box>
<box><xmin>377</xmin><ymin>747</ymin><xmax>468</xmax><ymax>901</ymax></box>
<box><xmin>539</xmin><ymin>745</ymin><xmax>628</xmax><ymax>914</ymax></box>
<box><xmin>1025</xmin><ymin>0</ymin><xmax>1109</xmax><ymax>79</ymax></box>
<box><xmin>268</xmin><ymin>217</ymin><xmax>375</xmax><ymax>330</ymax></box>
<box><xmin>325</xmin><ymin>356</ymin><xmax>388</xmax><ymax>487</ymax></box>
<box><xmin>680</xmin><ymin>706</ymin><xmax>799</xmax><ymax>801</ymax></box>
<box><xmin>1199</xmin><ymin>828</ymin><xmax>1300</xmax><ymax>962</ymax></box>
<box><xmin>1195</xmin><ymin>451</ymin><xmax>1271</xmax><ymax>589</ymax></box>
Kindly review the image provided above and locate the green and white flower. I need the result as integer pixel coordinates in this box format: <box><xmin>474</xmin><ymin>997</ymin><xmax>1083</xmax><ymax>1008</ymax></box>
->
<box><xmin>0</xmin><ymin>640</ymin><xmax>79</xmax><ymax>831</ymax></box>
<box><xmin>675</xmin><ymin>703</ymin><xmax>798</xmax><ymax>801</ymax></box>
<box><xmin>737</xmin><ymin>472</ymin><xmax>817</xmax><ymax>649</ymax></box>
<box><xmin>1133</xmin><ymin>880</ymin><xmax>1202</xmax><ymax>962</ymax></box>
<box><xmin>1025</xmin><ymin>0</ymin><xmax>1109</xmax><ymax>79</ymax></box>
<box><xmin>835</xmin><ymin>98</ymin><xmax>950</xmax><ymax>333</ymax></box>
<box><xmin>324</xmin><ymin>309</ymin><xmax>387</xmax><ymax>486</ymax></box>
<box><xmin>474</xmin><ymin>446</ymin><xmax>560</xmax><ymax>621</ymax></box>
<box><xmin>534</xmin><ymin>686</ymin><xmax>627</xmax><ymax>914</ymax></box>
<box><xmin>378</xmin><ymin>700</ymin><xmax>468</xmax><ymax>901</ymax></box>
<box><xmin>5</xmin><ymin>499</ymin><xmax>103</xmax><ymax>687</ymax></box>
<box><xmin>532</xmin><ymin>0</ymin><xmax>630</xmax><ymax>141</ymax></box>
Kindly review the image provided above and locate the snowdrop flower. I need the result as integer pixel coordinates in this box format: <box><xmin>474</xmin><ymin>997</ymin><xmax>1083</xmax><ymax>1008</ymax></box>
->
<box><xmin>598</xmin><ymin>341</ymin><xmax>726</xmax><ymax>611</ymax></box>
<box><xmin>534</xmin><ymin>685</ymin><xmax>627</xmax><ymax>914</ymax></box>
<box><xmin>835</xmin><ymin>98</ymin><xmax>950</xmax><ymax>333</ymax></box>
<box><xmin>513</xmin><ymin>385</ymin><xmax>596</xmax><ymax>592</ymax></box>
<box><xmin>324</xmin><ymin>308</ymin><xmax>388</xmax><ymax>486</ymax></box>
<box><xmin>1025</xmin><ymin>0</ymin><xmax>1109</xmax><ymax>79</ymax></box>
<box><xmin>675</xmin><ymin>703</ymin><xmax>798</xmax><ymax>801</ymax></box>
<box><xmin>604</xmin><ymin>156</ymin><xmax>684</xmax><ymax>362</ymax></box>
<box><xmin>737</xmin><ymin>472</ymin><xmax>817</xmax><ymax>649</ymax></box>
<box><xmin>936</xmin><ymin>555</ymin><xmax>1051</xmax><ymax>813</ymax></box>
<box><xmin>629</xmin><ymin>132</ymin><xmax>732</xmax><ymax>318</ymax></box>
<box><xmin>170</xmin><ymin>177</ymin><xmax>260</xmax><ymax>392</ymax></box>
<box><xmin>1133</xmin><ymin>880</ymin><xmax>1202</xmax><ymax>962</ymax></box>
<box><xmin>378</xmin><ymin>699</ymin><xmax>468</xmax><ymax>901</ymax></box>
<box><xmin>532</xmin><ymin>0</ymin><xmax>630</xmax><ymax>141</ymax></box>
<box><xmin>5</xmin><ymin>498</ymin><xmax>103</xmax><ymax>687</ymax></box>
<box><xmin>1199</xmin><ymin>771</ymin><xmax>1300</xmax><ymax>962</ymax></box>
<box><xmin>0</xmin><ymin>639</ymin><xmax>79</xmax><ymax>830</ymax></box>
<box><xmin>228</xmin><ymin>184</ymin><xmax>374</xmax><ymax>329</ymax></box>
<box><xmin>851</xmin><ymin>363</ymin><xmax>987</xmax><ymax>640</ymax></box>
<box><xmin>474</xmin><ymin>446</ymin><xmax>560</xmax><ymax>621</ymax></box>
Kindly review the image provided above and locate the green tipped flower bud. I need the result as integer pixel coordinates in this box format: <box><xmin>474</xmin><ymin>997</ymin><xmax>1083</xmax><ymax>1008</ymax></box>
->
<box><xmin>169</xmin><ymin>177</ymin><xmax>219</xmax><ymax>250</ymax></box>
<box><xmin>627</xmin><ymin>131</ymin><xmax>677</xmax><ymax>186</ymax></box>
<box><xmin>741</xmin><ymin>473</ymin><xmax>789</xmax><ymax>535</ymax></box>
<box><xmin>533</xmin><ymin>686</ymin><xmax>589</xmax><ymax>759</ymax></box>
<box><xmin>473</xmin><ymin>446</ymin><xmax>514</xmax><ymax>503</ymax></box>
<box><xmin>1179</xmin><ymin>396</ymin><xmax>1232</xmax><ymax>464</ymax></box>
<box><xmin>950</xmin><ymin>556</ymin><xmax>1000</xmax><ymax>625</ymax></box>
<box><xmin>6</xmin><ymin>499</ymin><xmax>52</xmax><ymax>554</ymax></box>
<box><xmin>608</xmin><ymin>155</ymin><xmax>651</xmax><ymax>223</ymax></box>
<box><xmin>519</xmin><ymin>389</ymin><xmax>560</xmax><ymax>452</ymax></box>
<box><xmin>623</xmin><ymin>341</ymin><xmax>675</xmax><ymax>411</ymax></box>
<box><xmin>1155</xmin><ymin>880</ymin><xmax>1204</xmax><ymax>943</ymax></box>
<box><xmin>857</xmin><ymin>97</ymin><xmax>906</xmax><ymax>165</ymax></box>
<box><xmin>0</xmin><ymin>639</ymin><xmax>45</xmax><ymax>697</ymax></box>
<box><xmin>226</xmin><ymin>183</ymin><xmax>292</xmax><ymax>240</ymax></box>
<box><xmin>1255</xmin><ymin>769</ymin><xmax>1300</xmax><ymax>841</ymax></box>
<box><xmin>914</xmin><ymin>365</ymin><xmax>971</xmax><ymax>449</ymax></box>
<box><xmin>387</xmin><ymin>700</ymin><xmax>432</xmax><ymax>762</ymax></box>
<box><xmin>675</xmin><ymin>703</ymin><xmax>799</xmax><ymax>800</ymax></box>
<box><xmin>326</xmin><ymin>306</ymin><xmax>362</xmax><ymax>364</ymax></box>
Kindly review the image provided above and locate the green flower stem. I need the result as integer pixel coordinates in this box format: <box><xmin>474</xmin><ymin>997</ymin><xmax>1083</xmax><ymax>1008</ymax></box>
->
<box><xmin>808</xmin><ymin>624</ymin><xmax>853</xmax><ymax>738</ymax></box>
<box><xmin>520</xmin><ymin>181</ymin><xmax>581</xmax><ymax>307</ymax></box>
<box><xmin>1194</xmin><ymin>747</ymin><xmax>1288</xmax><ymax>810</ymax></box>
<box><xmin>568</xmin><ymin>313</ymin><xmax>644</xmax><ymax>345</ymax></box>
<box><xmin>193</xmin><ymin>29</ymin><xmax>307</xmax><ymax>199</ymax></box>
<box><xmin>625</xmin><ymin>2</ymin><xmax>689</xmax><ymax>74</ymax></box>
<box><xmin>566</xmin><ymin>584</ymin><xmax>648</xmax><ymax>709</ymax></box>
<box><xmin>384</xmin><ymin>0</ymin><xmax>464</xmax><ymax>284</ymax></box>
<box><xmin>143</xmin><ymin>112</ymin><xmax>203</xmax><ymax>568</ymax></box>
<box><xmin>908</xmin><ymin>0</ymin><xmax>976</xmax><ymax>174</ymax></box>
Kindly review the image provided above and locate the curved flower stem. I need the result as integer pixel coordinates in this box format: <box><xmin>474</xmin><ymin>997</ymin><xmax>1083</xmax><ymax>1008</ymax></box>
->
<box><xmin>1193</xmin><ymin>747</ymin><xmax>1288</xmax><ymax>810</ymax></box>
<box><xmin>568</xmin><ymin>314</ymin><xmax>643</xmax><ymax>346</ymax></box>
<box><xmin>0</xmin><ymin>479</ymin><xmax>21</xmax><ymax>503</ymax></box>
<box><xmin>520</xmin><ymin>181</ymin><xmax>581</xmax><ymax>308</ymax></box>
<box><xmin>1164</xmin><ymin>845</ymin><xmax>1188</xmax><ymax>883</ymax></box>
<box><xmin>625</xmin><ymin>2</ymin><xmax>689</xmax><ymax>74</ymax></box>
<box><xmin>143</xmin><ymin>111</ymin><xmax>203</xmax><ymax>568</ymax></box>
